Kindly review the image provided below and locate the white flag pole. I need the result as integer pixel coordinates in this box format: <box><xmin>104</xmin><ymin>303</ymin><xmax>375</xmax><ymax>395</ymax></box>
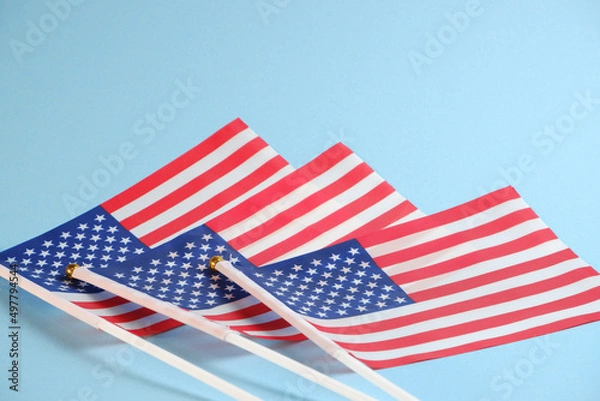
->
<box><xmin>70</xmin><ymin>264</ymin><xmax>378</xmax><ymax>401</ymax></box>
<box><xmin>0</xmin><ymin>265</ymin><xmax>261</xmax><ymax>401</ymax></box>
<box><xmin>213</xmin><ymin>259</ymin><xmax>419</xmax><ymax>401</ymax></box>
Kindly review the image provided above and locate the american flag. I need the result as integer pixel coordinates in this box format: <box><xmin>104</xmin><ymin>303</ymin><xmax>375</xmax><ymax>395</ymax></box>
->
<box><xmin>81</xmin><ymin>142</ymin><xmax>423</xmax><ymax>340</ymax></box>
<box><xmin>232</xmin><ymin>186</ymin><xmax>600</xmax><ymax>368</ymax></box>
<box><xmin>0</xmin><ymin>118</ymin><xmax>292</xmax><ymax>335</ymax></box>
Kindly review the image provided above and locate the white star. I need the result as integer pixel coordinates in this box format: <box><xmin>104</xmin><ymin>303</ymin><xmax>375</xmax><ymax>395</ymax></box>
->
<box><xmin>229</xmin><ymin>256</ymin><xmax>239</xmax><ymax>264</ymax></box>
<box><xmin>185</xmin><ymin>242</ymin><xmax>196</xmax><ymax>250</ymax></box>
<box><xmin>132</xmin><ymin>266</ymin><xmax>143</xmax><ymax>273</ymax></box>
<box><xmin>105</xmin><ymin>236</ymin><xmax>116</xmax><ymax>244</ymax></box>
<box><xmin>85</xmin><ymin>254</ymin><xmax>96</xmax><ymax>261</ymax></box>
<box><xmin>376</xmin><ymin>301</ymin><xmax>387</xmax><ymax>308</ymax></box>
<box><xmin>94</xmin><ymin>215</ymin><xmax>106</xmax><ymax>222</ymax></box>
<box><xmin>344</xmin><ymin>257</ymin><xmax>355</xmax><ymax>265</ymax></box>
<box><xmin>117</xmin><ymin>256</ymin><xmax>126</xmax><ymax>262</ymax></box>
<box><xmin>202</xmin><ymin>233</ymin><xmax>213</xmax><ymax>242</ymax></box>
<box><xmin>78</xmin><ymin>223</ymin><xmax>88</xmax><ymax>231</ymax></box>
<box><xmin>115</xmin><ymin>272</ymin><xmax>125</xmax><ymax>279</ymax></box>
<box><xmin>348</xmin><ymin>247</ymin><xmax>360</xmax><ymax>255</ymax></box>
<box><xmin>57</xmin><ymin>241</ymin><xmax>69</xmax><ymax>249</ymax></box>
<box><xmin>72</xmin><ymin>243</ymin><xmax>84</xmax><ymax>251</ymax></box>
<box><xmin>90</xmin><ymin>234</ymin><xmax>101</xmax><ymax>242</ymax></box>
<box><xmin>215</xmin><ymin>245</ymin><xmax>226</xmax><ymax>253</ymax></box>
<box><xmin>310</xmin><ymin>259</ymin><xmax>322</xmax><ymax>267</ymax></box>
<box><xmin>92</xmin><ymin>225</ymin><xmax>103</xmax><ymax>232</ymax></box>
<box><xmin>24</xmin><ymin>248</ymin><xmax>35</xmax><ymax>256</ymax></box>
<box><xmin>60</xmin><ymin>232</ymin><xmax>71</xmax><ymax>239</ymax></box>
<box><xmin>395</xmin><ymin>297</ymin><xmax>407</xmax><ymax>304</ymax></box>
<box><xmin>100</xmin><ymin>254</ymin><xmax>112</xmax><ymax>262</ymax></box>
<box><xmin>133</xmin><ymin>248</ymin><xmax>144</xmax><ymax>255</ymax></box>
<box><xmin>183</xmin><ymin>252</ymin><xmax>193</xmax><ymax>260</ymax></box>
<box><xmin>40</xmin><ymin>250</ymin><xmax>50</xmax><ymax>258</ymax></box>
<box><xmin>107</xmin><ymin>226</ymin><xmax>118</xmax><ymax>234</ymax></box>
<box><xmin>88</xmin><ymin>244</ymin><xmax>99</xmax><ymax>252</ymax></box>
<box><xmin>150</xmin><ymin>259</ymin><xmax>161</xmax><ymax>266</ymax></box>
<box><xmin>168</xmin><ymin>251</ymin><xmax>179</xmax><ymax>258</ymax></box>
<box><xmin>120</xmin><ymin>237</ymin><xmax>131</xmax><ymax>245</ymax></box>
<box><xmin>119</xmin><ymin>247</ymin><xmax>130</xmax><ymax>254</ymax></box>
<box><xmin>292</xmin><ymin>264</ymin><xmax>303</xmax><ymax>272</ymax></box>
<box><xmin>330</xmin><ymin>253</ymin><xmax>340</xmax><ymax>261</ymax></box>
<box><xmin>148</xmin><ymin>268</ymin><xmax>159</xmax><ymax>275</ymax></box>
<box><xmin>42</xmin><ymin>240</ymin><xmax>53</xmax><ymax>248</ymax></box>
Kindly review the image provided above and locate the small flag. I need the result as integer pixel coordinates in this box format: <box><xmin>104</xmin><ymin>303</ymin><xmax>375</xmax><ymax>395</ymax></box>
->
<box><xmin>0</xmin><ymin>118</ymin><xmax>292</xmax><ymax>335</ymax></box>
<box><xmin>229</xmin><ymin>186</ymin><xmax>600</xmax><ymax>367</ymax></box>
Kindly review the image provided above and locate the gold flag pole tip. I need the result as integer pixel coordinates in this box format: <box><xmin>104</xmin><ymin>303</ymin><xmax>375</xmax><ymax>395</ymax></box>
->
<box><xmin>65</xmin><ymin>263</ymin><xmax>80</xmax><ymax>279</ymax></box>
<box><xmin>209</xmin><ymin>256</ymin><xmax>224</xmax><ymax>271</ymax></box>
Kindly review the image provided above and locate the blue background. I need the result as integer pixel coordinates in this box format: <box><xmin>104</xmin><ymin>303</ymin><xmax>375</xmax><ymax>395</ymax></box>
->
<box><xmin>1</xmin><ymin>1</ymin><xmax>599</xmax><ymax>400</ymax></box>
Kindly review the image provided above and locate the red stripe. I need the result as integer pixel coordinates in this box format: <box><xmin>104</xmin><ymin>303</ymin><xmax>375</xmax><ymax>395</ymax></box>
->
<box><xmin>102</xmin><ymin>118</ymin><xmax>248</xmax><ymax>213</ymax></box>
<box><xmin>139</xmin><ymin>155</ymin><xmax>289</xmax><ymax>246</ymax></box>
<box><xmin>358</xmin><ymin>186</ymin><xmax>521</xmax><ymax>248</ymax></box>
<box><xmin>124</xmin><ymin>318</ymin><xmax>184</xmax><ymax>337</ymax></box>
<box><xmin>387</xmin><ymin>229</ymin><xmax>557</xmax><ymax>286</ymax></box>
<box><xmin>313</xmin><ymin>267</ymin><xmax>597</xmax><ymax>336</ymax></box>
<box><xmin>203</xmin><ymin>302</ymin><xmax>272</xmax><ymax>322</ymax></box>
<box><xmin>243</xmin><ymin>164</ymin><xmax>372</xmax><ymax>266</ymax></box>
<box><xmin>229</xmin><ymin>318</ymin><xmax>295</xmax><ymax>333</ymax></box>
<box><xmin>334</xmin><ymin>200</ymin><xmax>417</xmax><ymax>245</ymax></box>
<box><xmin>358</xmin><ymin>310</ymin><xmax>600</xmax><ymax>368</ymax></box>
<box><xmin>412</xmin><ymin>248</ymin><xmax>578</xmax><ymax>301</ymax></box>
<box><xmin>208</xmin><ymin>143</ymin><xmax>354</xmax><ymax>234</ymax></box>
<box><xmin>230</xmin><ymin>162</ymin><xmax>374</xmax><ymax>253</ymax></box>
<box><xmin>120</xmin><ymin>136</ymin><xmax>268</xmax><ymax>230</ymax></box>
<box><xmin>72</xmin><ymin>295</ymin><xmax>131</xmax><ymax>310</ymax></box>
<box><xmin>247</xmin><ymin>179</ymin><xmax>394</xmax><ymax>266</ymax></box>
<box><xmin>334</xmin><ymin>272</ymin><xmax>599</xmax><ymax>352</ymax></box>
<box><xmin>101</xmin><ymin>306</ymin><xmax>161</xmax><ymax>324</ymax></box>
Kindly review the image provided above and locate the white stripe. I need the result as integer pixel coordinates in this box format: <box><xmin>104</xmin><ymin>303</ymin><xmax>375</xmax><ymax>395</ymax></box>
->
<box><xmin>115</xmin><ymin>312</ymin><xmax>174</xmax><ymax>332</ymax></box>
<box><xmin>377</xmin><ymin>218</ymin><xmax>548</xmax><ymax>278</ymax></box>
<box><xmin>111</xmin><ymin>127</ymin><xmax>258</xmax><ymax>221</ymax></box>
<box><xmin>218</xmin><ymin>153</ymin><xmax>363</xmax><ymax>242</ymax></box>
<box><xmin>81</xmin><ymin>301</ymin><xmax>147</xmax><ymax>317</ymax></box>
<box><xmin>152</xmin><ymin>163</ymin><xmax>294</xmax><ymax>247</ymax></box>
<box><xmin>388</xmin><ymin>208</ymin><xmax>426</xmax><ymax>225</ymax></box>
<box><xmin>273</xmin><ymin>191</ymin><xmax>409</xmax><ymax>263</ymax></box>
<box><xmin>366</xmin><ymin>198</ymin><xmax>528</xmax><ymax>260</ymax></box>
<box><xmin>400</xmin><ymin>239</ymin><xmax>569</xmax><ymax>294</ymax></box>
<box><xmin>239</xmin><ymin>171</ymin><xmax>384</xmax><ymax>261</ymax></box>
<box><xmin>349</xmin><ymin>298</ymin><xmax>600</xmax><ymax>362</ymax></box>
<box><xmin>57</xmin><ymin>290</ymin><xmax>119</xmax><ymax>303</ymax></box>
<box><xmin>241</xmin><ymin>326</ymin><xmax>303</xmax><ymax>338</ymax></box>
<box><xmin>130</xmin><ymin>146</ymin><xmax>285</xmax><ymax>240</ymax></box>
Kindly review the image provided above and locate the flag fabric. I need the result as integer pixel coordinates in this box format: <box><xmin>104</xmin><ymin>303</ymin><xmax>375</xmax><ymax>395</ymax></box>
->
<box><xmin>70</xmin><ymin>142</ymin><xmax>423</xmax><ymax>340</ymax></box>
<box><xmin>0</xmin><ymin>118</ymin><xmax>293</xmax><ymax>335</ymax></box>
<box><xmin>230</xmin><ymin>186</ymin><xmax>600</xmax><ymax>367</ymax></box>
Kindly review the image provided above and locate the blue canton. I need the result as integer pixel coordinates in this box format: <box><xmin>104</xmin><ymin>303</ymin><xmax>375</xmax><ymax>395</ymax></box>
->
<box><xmin>242</xmin><ymin>239</ymin><xmax>415</xmax><ymax>319</ymax></box>
<box><xmin>1</xmin><ymin>206</ymin><xmax>144</xmax><ymax>294</ymax></box>
<box><xmin>92</xmin><ymin>225</ymin><xmax>251</xmax><ymax>310</ymax></box>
